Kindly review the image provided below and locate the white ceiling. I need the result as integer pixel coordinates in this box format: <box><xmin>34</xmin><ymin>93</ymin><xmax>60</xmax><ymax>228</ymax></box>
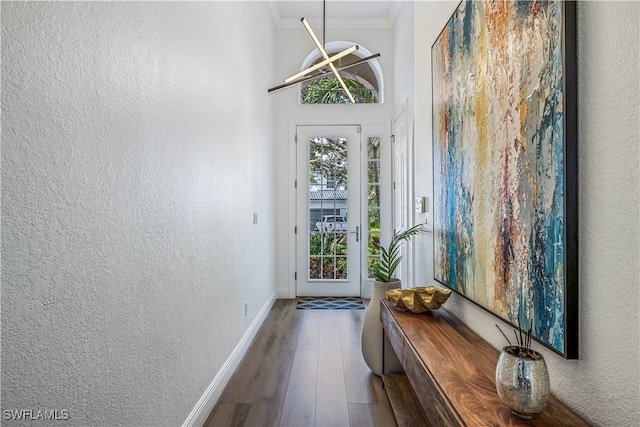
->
<box><xmin>269</xmin><ymin>0</ymin><xmax>401</xmax><ymax>29</ymax></box>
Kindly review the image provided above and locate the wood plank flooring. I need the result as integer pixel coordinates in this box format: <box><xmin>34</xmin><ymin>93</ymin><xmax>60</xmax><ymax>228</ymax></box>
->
<box><xmin>204</xmin><ymin>299</ymin><xmax>398</xmax><ymax>427</ymax></box>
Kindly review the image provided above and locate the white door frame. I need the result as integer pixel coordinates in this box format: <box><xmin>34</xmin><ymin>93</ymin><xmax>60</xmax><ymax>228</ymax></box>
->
<box><xmin>393</xmin><ymin>102</ymin><xmax>410</xmax><ymax>286</ymax></box>
<box><xmin>295</xmin><ymin>125</ymin><xmax>362</xmax><ymax>297</ymax></box>
<box><xmin>287</xmin><ymin>122</ymin><xmax>391</xmax><ymax>299</ymax></box>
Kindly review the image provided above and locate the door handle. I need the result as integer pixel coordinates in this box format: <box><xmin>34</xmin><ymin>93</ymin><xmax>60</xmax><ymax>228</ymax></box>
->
<box><xmin>350</xmin><ymin>226</ymin><xmax>359</xmax><ymax>242</ymax></box>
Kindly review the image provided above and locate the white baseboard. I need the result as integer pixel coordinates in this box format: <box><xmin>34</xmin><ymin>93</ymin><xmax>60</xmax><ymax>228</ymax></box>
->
<box><xmin>182</xmin><ymin>291</ymin><xmax>277</xmax><ymax>427</ymax></box>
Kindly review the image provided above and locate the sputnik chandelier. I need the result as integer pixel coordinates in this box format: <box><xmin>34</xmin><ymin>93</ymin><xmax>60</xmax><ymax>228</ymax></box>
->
<box><xmin>267</xmin><ymin>0</ymin><xmax>381</xmax><ymax>103</ymax></box>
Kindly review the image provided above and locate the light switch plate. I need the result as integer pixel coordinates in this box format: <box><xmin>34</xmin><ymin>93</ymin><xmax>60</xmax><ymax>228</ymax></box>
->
<box><xmin>415</xmin><ymin>196</ymin><xmax>429</xmax><ymax>213</ymax></box>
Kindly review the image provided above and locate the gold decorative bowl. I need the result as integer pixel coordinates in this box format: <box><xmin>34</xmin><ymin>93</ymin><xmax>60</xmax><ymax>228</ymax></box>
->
<box><xmin>385</xmin><ymin>286</ymin><xmax>452</xmax><ymax>313</ymax></box>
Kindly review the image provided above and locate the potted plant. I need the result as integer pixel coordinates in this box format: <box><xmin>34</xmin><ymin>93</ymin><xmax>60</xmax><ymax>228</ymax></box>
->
<box><xmin>361</xmin><ymin>223</ymin><xmax>428</xmax><ymax>375</ymax></box>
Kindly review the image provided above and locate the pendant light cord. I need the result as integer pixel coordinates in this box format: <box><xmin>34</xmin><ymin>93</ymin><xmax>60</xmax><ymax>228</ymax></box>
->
<box><xmin>322</xmin><ymin>0</ymin><xmax>326</xmax><ymax>48</ymax></box>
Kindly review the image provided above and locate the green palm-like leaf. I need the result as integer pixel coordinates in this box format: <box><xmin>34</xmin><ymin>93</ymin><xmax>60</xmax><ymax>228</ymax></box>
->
<box><xmin>373</xmin><ymin>224</ymin><xmax>428</xmax><ymax>283</ymax></box>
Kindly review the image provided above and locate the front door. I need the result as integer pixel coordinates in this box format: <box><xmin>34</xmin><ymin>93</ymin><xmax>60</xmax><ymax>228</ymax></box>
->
<box><xmin>296</xmin><ymin>125</ymin><xmax>361</xmax><ymax>296</ymax></box>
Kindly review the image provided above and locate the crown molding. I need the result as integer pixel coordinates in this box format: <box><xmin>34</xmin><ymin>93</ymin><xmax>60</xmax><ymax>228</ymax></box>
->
<box><xmin>274</xmin><ymin>17</ymin><xmax>395</xmax><ymax>30</ymax></box>
<box><xmin>268</xmin><ymin>1</ymin><xmax>399</xmax><ymax>30</ymax></box>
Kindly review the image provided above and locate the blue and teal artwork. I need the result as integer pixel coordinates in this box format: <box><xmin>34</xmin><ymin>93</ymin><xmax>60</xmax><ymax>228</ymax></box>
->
<box><xmin>431</xmin><ymin>0</ymin><xmax>578</xmax><ymax>358</ymax></box>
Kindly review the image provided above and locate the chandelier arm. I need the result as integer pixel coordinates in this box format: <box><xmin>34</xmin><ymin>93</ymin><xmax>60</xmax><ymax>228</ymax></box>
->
<box><xmin>328</xmin><ymin>63</ymin><xmax>355</xmax><ymax>104</ymax></box>
<box><xmin>301</xmin><ymin>18</ymin><xmax>355</xmax><ymax>103</ymax></box>
<box><xmin>323</xmin><ymin>0</ymin><xmax>326</xmax><ymax>48</ymax></box>
<box><xmin>284</xmin><ymin>45</ymin><xmax>359</xmax><ymax>83</ymax></box>
<box><xmin>268</xmin><ymin>53</ymin><xmax>381</xmax><ymax>93</ymax></box>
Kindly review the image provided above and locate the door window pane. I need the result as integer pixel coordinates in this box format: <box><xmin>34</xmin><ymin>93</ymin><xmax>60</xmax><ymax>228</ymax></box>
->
<box><xmin>308</xmin><ymin>137</ymin><xmax>349</xmax><ymax>280</ymax></box>
<box><xmin>367</xmin><ymin>137</ymin><xmax>382</xmax><ymax>279</ymax></box>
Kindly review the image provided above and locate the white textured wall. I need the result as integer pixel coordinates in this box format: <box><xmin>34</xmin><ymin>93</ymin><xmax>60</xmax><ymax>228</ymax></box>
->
<box><xmin>394</xmin><ymin>0</ymin><xmax>434</xmax><ymax>289</ymax></box>
<box><xmin>409</xmin><ymin>1</ymin><xmax>640</xmax><ymax>426</ymax></box>
<box><xmin>392</xmin><ymin>1</ymin><xmax>415</xmax><ymax>111</ymax></box>
<box><xmin>1</xmin><ymin>2</ymin><xmax>275</xmax><ymax>426</ymax></box>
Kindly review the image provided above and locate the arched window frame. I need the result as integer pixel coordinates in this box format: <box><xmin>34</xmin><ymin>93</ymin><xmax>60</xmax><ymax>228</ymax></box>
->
<box><xmin>298</xmin><ymin>41</ymin><xmax>384</xmax><ymax>104</ymax></box>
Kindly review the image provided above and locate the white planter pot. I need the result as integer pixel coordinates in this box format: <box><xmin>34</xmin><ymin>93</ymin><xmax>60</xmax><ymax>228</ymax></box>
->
<box><xmin>361</xmin><ymin>279</ymin><xmax>401</xmax><ymax>376</ymax></box>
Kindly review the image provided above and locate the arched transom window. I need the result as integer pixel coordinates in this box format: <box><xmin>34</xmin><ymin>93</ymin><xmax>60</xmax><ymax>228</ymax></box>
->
<box><xmin>299</xmin><ymin>41</ymin><xmax>383</xmax><ymax>104</ymax></box>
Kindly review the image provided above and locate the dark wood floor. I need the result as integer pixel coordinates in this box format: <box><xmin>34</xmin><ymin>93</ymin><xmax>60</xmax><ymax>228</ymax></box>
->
<box><xmin>204</xmin><ymin>299</ymin><xmax>398</xmax><ymax>427</ymax></box>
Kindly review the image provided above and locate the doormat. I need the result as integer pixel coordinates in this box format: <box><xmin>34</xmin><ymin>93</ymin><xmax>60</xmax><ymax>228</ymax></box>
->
<box><xmin>297</xmin><ymin>297</ymin><xmax>365</xmax><ymax>310</ymax></box>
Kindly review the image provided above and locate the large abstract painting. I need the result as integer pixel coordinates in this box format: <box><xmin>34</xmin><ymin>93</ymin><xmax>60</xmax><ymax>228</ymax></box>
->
<box><xmin>432</xmin><ymin>0</ymin><xmax>578</xmax><ymax>358</ymax></box>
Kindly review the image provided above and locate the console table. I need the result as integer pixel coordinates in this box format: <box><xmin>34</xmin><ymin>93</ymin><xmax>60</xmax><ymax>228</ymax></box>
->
<box><xmin>380</xmin><ymin>299</ymin><xmax>590</xmax><ymax>426</ymax></box>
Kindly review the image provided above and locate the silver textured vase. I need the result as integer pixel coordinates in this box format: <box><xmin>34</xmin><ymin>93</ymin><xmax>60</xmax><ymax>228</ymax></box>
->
<box><xmin>496</xmin><ymin>346</ymin><xmax>550</xmax><ymax>419</ymax></box>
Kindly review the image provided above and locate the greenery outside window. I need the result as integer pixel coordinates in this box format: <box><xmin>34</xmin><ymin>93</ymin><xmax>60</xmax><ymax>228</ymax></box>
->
<box><xmin>302</xmin><ymin>77</ymin><xmax>378</xmax><ymax>104</ymax></box>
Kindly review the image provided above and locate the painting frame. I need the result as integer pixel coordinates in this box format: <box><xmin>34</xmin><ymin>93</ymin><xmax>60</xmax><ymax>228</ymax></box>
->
<box><xmin>431</xmin><ymin>0</ymin><xmax>578</xmax><ymax>358</ymax></box>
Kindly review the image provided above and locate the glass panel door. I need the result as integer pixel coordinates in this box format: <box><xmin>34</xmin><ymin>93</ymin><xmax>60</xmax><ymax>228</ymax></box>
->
<box><xmin>296</xmin><ymin>126</ymin><xmax>361</xmax><ymax>297</ymax></box>
<box><xmin>366</xmin><ymin>137</ymin><xmax>382</xmax><ymax>279</ymax></box>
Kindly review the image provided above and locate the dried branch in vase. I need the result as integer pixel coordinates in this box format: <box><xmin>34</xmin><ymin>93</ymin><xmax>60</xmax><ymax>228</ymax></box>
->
<box><xmin>495</xmin><ymin>323</ymin><xmax>541</xmax><ymax>360</ymax></box>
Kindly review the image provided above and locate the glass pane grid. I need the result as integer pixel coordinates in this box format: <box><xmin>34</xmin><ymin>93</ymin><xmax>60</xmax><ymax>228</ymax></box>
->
<box><xmin>308</xmin><ymin>136</ymin><xmax>349</xmax><ymax>281</ymax></box>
